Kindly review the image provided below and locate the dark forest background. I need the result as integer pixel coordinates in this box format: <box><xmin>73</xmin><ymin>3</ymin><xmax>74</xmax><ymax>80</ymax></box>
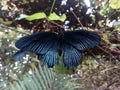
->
<box><xmin>0</xmin><ymin>0</ymin><xmax>120</xmax><ymax>90</ymax></box>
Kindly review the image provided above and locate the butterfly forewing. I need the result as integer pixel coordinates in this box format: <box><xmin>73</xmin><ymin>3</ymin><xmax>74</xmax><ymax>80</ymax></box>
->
<box><xmin>15</xmin><ymin>32</ymin><xmax>58</xmax><ymax>54</ymax></box>
<box><xmin>16</xmin><ymin>32</ymin><xmax>47</xmax><ymax>48</ymax></box>
<box><xmin>64</xmin><ymin>30</ymin><xmax>101</xmax><ymax>51</ymax></box>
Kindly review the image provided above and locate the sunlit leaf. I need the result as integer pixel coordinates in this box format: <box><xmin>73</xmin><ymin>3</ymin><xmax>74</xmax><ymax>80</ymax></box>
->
<box><xmin>110</xmin><ymin>0</ymin><xmax>120</xmax><ymax>9</ymax></box>
<box><xmin>103</xmin><ymin>33</ymin><xmax>110</xmax><ymax>44</ymax></box>
<box><xmin>16</xmin><ymin>12</ymin><xmax>66</xmax><ymax>22</ymax></box>
<box><xmin>115</xmin><ymin>26</ymin><xmax>120</xmax><ymax>31</ymax></box>
<box><xmin>3</xmin><ymin>21</ymin><xmax>13</xmax><ymax>25</ymax></box>
<box><xmin>26</xmin><ymin>12</ymin><xmax>47</xmax><ymax>21</ymax></box>
<box><xmin>23</xmin><ymin>0</ymin><xmax>29</xmax><ymax>4</ymax></box>
<box><xmin>48</xmin><ymin>12</ymin><xmax>66</xmax><ymax>22</ymax></box>
<box><xmin>0</xmin><ymin>18</ymin><xmax>3</xmax><ymax>23</ymax></box>
<box><xmin>99</xmin><ymin>4</ymin><xmax>109</xmax><ymax>15</ymax></box>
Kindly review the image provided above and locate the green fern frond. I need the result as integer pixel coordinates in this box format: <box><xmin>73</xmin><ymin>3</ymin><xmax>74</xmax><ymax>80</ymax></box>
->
<box><xmin>7</xmin><ymin>65</ymin><xmax>80</xmax><ymax>90</ymax></box>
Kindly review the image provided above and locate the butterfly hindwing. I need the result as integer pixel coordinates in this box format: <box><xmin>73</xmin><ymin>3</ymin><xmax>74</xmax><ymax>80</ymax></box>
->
<box><xmin>37</xmin><ymin>41</ymin><xmax>59</xmax><ymax>67</ymax></box>
<box><xmin>64</xmin><ymin>30</ymin><xmax>101</xmax><ymax>51</ymax></box>
<box><xmin>63</xmin><ymin>44</ymin><xmax>82</xmax><ymax>69</ymax></box>
<box><xmin>12</xmin><ymin>50</ymin><xmax>26</xmax><ymax>61</ymax></box>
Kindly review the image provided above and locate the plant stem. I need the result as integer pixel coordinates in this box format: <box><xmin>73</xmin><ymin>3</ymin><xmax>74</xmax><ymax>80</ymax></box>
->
<box><xmin>49</xmin><ymin>0</ymin><xmax>56</xmax><ymax>15</ymax></box>
<box><xmin>46</xmin><ymin>0</ymin><xmax>56</xmax><ymax>29</ymax></box>
<box><xmin>71</xmin><ymin>10</ymin><xmax>84</xmax><ymax>28</ymax></box>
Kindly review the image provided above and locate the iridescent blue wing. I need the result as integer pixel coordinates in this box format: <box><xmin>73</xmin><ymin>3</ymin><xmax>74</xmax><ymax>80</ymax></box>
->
<box><xmin>15</xmin><ymin>32</ymin><xmax>59</xmax><ymax>67</ymax></box>
<box><xmin>63</xmin><ymin>44</ymin><xmax>82</xmax><ymax>69</ymax></box>
<box><xmin>15</xmin><ymin>32</ymin><xmax>58</xmax><ymax>54</ymax></box>
<box><xmin>37</xmin><ymin>41</ymin><xmax>59</xmax><ymax>68</ymax></box>
<box><xmin>63</xmin><ymin>30</ymin><xmax>101</xmax><ymax>51</ymax></box>
<box><xmin>62</xmin><ymin>30</ymin><xmax>101</xmax><ymax>69</ymax></box>
<box><xmin>12</xmin><ymin>50</ymin><xmax>26</xmax><ymax>61</ymax></box>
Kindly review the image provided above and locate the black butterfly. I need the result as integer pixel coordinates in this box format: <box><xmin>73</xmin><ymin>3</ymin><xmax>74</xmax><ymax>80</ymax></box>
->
<box><xmin>13</xmin><ymin>29</ymin><xmax>101</xmax><ymax>69</ymax></box>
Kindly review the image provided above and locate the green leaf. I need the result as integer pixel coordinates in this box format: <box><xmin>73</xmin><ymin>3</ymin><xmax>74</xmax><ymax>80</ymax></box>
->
<box><xmin>48</xmin><ymin>12</ymin><xmax>66</xmax><ymax>22</ymax></box>
<box><xmin>3</xmin><ymin>21</ymin><xmax>13</xmax><ymax>25</ymax></box>
<box><xmin>0</xmin><ymin>40</ymin><xmax>2</xmax><ymax>48</ymax></box>
<box><xmin>0</xmin><ymin>18</ymin><xmax>3</xmax><ymax>23</ymax></box>
<box><xmin>23</xmin><ymin>0</ymin><xmax>29</xmax><ymax>4</ymax></box>
<box><xmin>16</xmin><ymin>12</ymin><xmax>66</xmax><ymax>22</ymax></box>
<box><xmin>110</xmin><ymin>0</ymin><xmax>120</xmax><ymax>9</ymax></box>
<box><xmin>26</xmin><ymin>12</ymin><xmax>47</xmax><ymax>21</ymax></box>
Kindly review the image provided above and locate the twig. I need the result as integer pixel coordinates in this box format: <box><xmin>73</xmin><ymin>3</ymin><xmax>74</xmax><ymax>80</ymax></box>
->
<box><xmin>46</xmin><ymin>0</ymin><xmax>56</xmax><ymax>29</ymax></box>
<box><xmin>97</xmin><ymin>46</ymin><xmax>112</xmax><ymax>56</ymax></box>
<box><xmin>50</xmin><ymin>21</ymin><xmax>64</xmax><ymax>29</ymax></box>
<box><xmin>49</xmin><ymin>0</ymin><xmax>56</xmax><ymax>15</ymax></box>
<box><xmin>105</xmin><ymin>46</ymin><xmax>120</xmax><ymax>54</ymax></box>
<box><xmin>100</xmin><ymin>66</ymin><xmax>119</xmax><ymax>73</ymax></box>
<box><xmin>97</xmin><ymin>46</ymin><xmax>118</xmax><ymax>60</ymax></box>
<box><xmin>71</xmin><ymin>10</ymin><xmax>84</xmax><ymax>28</ymax></box>
<box><xmin>0</xmin><ymin>24</ymin><xmax>30</xmax><ymax>35</ymax></box>
<box><xmin>112</xmin><ymin>37</ymin><xmax>120</xmax><ymax>43</ymax></box>
<box><xmin>88</xmin><ymin>50</ymin><xmax>97</xmax><ymax>59</ymax></box>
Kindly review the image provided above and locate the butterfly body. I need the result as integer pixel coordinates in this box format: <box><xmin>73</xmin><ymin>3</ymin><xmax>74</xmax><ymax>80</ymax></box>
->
<box><xmin>13</xmin><ymin>29</ymin><xmax>101</xmax><ymax>69</ymax></box>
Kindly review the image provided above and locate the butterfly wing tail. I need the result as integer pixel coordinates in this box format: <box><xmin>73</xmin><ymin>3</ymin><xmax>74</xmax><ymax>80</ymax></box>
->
<box><xmin>13</xmin><ymin>50</ymin><xmax>26</xmax><ymax>61</ymax></box>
